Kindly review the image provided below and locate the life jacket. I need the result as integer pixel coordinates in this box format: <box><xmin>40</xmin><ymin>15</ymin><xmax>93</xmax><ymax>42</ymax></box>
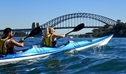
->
<box><xmin>0</xmin><ymin>38</ymin><xmax>8</xmax><ymax>55</ymax></box>
<box><xmin>44</xmin><ymin>34</ymin><xmax>53</xmax><ymax>47</ymax></box>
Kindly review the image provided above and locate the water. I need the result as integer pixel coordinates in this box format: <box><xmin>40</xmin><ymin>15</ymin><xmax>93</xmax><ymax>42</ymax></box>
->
<box><xmin>0</xmin><ymin>37</ymin><xmax>126</xmax><ymax>74</ymax></box>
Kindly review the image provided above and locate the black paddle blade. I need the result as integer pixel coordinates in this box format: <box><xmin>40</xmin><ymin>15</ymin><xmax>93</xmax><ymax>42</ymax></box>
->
<box><xmin>24</xmin><ymin>27</ymin><xmax>41</xmax><ymax>40</ymax></box>
<box><xmin>65</xmin><ymin>23</ymin><xmax>85</xmax><ymax>35</ymax></box>
<box><xmin>28</xmin><ymin>27</ymin><xmax>41</xmax><ymax>36</ymax></box>
<box><xmin>72</xmin><ymin>23</ymin><xmax>85</xmax><ymax>32</ymax></box>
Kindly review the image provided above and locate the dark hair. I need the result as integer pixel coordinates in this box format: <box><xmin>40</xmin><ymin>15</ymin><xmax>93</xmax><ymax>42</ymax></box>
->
<box><xmin>4</xmin><ymin>28</ymin><xmax>12</xmax><ymax>36</ymax></box>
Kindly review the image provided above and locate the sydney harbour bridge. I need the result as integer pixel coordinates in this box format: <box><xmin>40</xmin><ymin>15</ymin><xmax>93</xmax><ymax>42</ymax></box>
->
<box><xmin>0</xmin><ymin>13</ymin><xmax>117</xmax><ymax>35</ymax></box>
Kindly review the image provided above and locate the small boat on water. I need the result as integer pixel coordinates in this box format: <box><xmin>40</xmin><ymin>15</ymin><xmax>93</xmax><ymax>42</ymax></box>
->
<box><xmin>0</xmin><ymin>34</ymin><xmax>113</xmax><ymax>63</ymax></box>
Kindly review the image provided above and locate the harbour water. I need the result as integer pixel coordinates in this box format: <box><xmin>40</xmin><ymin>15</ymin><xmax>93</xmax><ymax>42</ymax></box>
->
<box><xmin>0</xmin><ymin>37</ymin><xmax>126</xmax><ymax>74</ymax></box>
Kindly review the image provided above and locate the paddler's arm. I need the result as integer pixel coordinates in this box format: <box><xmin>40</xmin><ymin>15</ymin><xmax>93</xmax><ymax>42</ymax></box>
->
<box><xmin>54</xmin><ymin>34</ymin><xmax>65</xmax><ymax>38</ymax></box>
<box><xmin>10</xmin><ymin>38</ymin><xmax>24</xmax><ymax>47</ymax></box>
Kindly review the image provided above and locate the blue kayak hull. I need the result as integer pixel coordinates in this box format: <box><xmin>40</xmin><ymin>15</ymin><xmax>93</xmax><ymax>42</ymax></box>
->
<box><xmin>0</xmin><ymin>34</ymin><xmax>113</xmax><ymax>63</ymax></box>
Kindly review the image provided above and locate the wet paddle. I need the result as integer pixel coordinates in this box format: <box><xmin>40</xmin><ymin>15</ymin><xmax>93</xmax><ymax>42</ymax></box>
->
<box><xmin>24</xmin><ymin>26</ymin><xmax>41</xmax><ymax>40</ymax></box>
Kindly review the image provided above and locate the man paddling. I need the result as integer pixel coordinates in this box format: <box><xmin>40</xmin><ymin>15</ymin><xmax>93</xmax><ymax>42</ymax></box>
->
<box><xmin>0</xmin><ymin>28</ymin><xmax>24</xmax><ymax>55</ymax></box>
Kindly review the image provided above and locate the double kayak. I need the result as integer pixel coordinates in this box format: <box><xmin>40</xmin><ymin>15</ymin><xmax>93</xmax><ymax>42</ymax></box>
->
<box><xmin>0</xmin><ymin>34</ymin><xmax>113</xmax><ymax>63</ymax></box>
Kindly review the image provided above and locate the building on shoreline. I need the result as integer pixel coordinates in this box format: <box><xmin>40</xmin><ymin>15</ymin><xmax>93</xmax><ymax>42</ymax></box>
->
<box><xmin>32</xmin><ymin>22</ymin><xmax>40</xmax><ymax>29</ymax></box>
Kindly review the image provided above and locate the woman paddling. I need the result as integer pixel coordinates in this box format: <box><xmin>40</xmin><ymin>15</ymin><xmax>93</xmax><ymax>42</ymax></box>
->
<box><xmin>41</xmin><ymin>27</ymin><xmax>65</xmax><ymax>47</ymax></box>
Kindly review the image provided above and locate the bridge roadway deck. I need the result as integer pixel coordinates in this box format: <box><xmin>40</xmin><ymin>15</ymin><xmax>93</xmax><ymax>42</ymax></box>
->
<box><xmin>0</xmin><ymin>26</ymin><xmax>103</xmax><ymax>32</ymax></box>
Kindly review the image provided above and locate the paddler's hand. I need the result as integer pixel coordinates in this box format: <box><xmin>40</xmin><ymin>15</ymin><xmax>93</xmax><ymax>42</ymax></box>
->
<box><xmin>63</xmin><ymin>34</ymin><xmax>65</xmax><ymax>37</ymax></box>
<box><xmin>19</xmin><ymin>38</ymin><xmax>24</xmax><ymax>43</ymax></box>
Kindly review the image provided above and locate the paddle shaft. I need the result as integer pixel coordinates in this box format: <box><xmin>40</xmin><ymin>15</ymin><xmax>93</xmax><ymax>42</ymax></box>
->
<box><xmin>65</xmin><ymin>31</ymin><xmax>73</xmax><ymax>36</ymax></box>
<box><xmin>57</xmin><ymin>23</ymin><xmax>85</xmax><ymax>40</ymax></box>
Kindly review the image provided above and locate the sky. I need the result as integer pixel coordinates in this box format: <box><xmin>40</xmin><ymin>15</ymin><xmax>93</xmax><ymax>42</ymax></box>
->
<box><xmin>0</xmin><ymin>0</ymin><xmax>126</xmax><ymax>34</ymax></box>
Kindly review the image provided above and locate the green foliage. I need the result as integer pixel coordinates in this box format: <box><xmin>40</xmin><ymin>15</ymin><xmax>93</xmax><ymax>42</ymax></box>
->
<box><xmin>91</xmin><ymin>22</ymin><xmax>126</xmax><ymax>37</ymax></box>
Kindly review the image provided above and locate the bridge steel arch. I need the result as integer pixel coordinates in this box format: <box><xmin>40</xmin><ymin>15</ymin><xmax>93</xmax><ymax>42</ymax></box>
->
<box><xmin>40</xmin><ymin>13</ymin><xmax>117</xmax><ymax>29</ymax></box>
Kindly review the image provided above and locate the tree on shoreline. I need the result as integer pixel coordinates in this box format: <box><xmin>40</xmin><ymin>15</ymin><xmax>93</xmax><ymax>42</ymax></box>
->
<box><xmin>93</xmin><ymin>20</ymin><xmax>126</xmax><ymax>37</ymax></box>
<box><xmin>78</xmin><ymin>20</ymin><xmax>126</xmax><ymax>37</ymax></box>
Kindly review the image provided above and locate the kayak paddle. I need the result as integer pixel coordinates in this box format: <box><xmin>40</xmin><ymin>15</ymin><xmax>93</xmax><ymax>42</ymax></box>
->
<box><xmin>57</xmin><ymin>23</ymin><xmax>85</xmax><ymax>40</ymax></box>
<box><xmin>65</xmin><ymin>23</ymin><xmax>85</xmax><ymax>35</ymax></box>
<box><xmin>24</xmin><ymin>26</ymin><xmax>41</xmax><ymax>40</ymax></box>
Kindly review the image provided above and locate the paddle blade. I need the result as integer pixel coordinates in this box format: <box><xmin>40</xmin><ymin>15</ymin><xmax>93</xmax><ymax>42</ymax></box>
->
<box><xmin>72</xmin><ymin>23</ymin><xmax>85</xmax><ymax>32</ymax></box>
<box><xmin>24</xmin><ymin>27</ymin><xmax>41</xmax><ymax>40</ymax></box>
<box><xmin>65</xmin><ymin>23</ymin><xmax>85</xmax><ymax>35</ymax></box>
